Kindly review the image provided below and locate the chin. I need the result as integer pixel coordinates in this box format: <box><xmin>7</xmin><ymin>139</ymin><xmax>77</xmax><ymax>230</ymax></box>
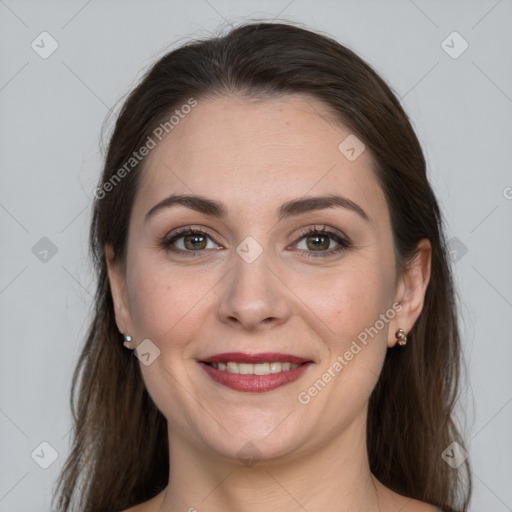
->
<box><xmin>189</xmin><ymin>410</ymin><xmax>319</xmax><ymax>467</ymax></box>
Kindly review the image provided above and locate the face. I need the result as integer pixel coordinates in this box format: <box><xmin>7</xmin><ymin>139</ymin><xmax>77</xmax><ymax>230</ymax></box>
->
<box><xmin>107</xmin><ymin>94</ymin><xmax>431</xmax><ymax>464</ymax></box>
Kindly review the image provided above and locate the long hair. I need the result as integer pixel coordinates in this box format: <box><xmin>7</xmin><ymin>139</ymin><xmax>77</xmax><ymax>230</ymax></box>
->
<box><xmin>53</xmin><ymin>21</ymin><xmax>472</xmax><ymax>512</ymax></box>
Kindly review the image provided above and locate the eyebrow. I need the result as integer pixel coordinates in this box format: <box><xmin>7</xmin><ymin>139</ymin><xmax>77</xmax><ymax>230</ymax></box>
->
<box><xmin>144</xmin><ymin>193</ymin><xmax>370</xmax><ymax>224</ymax></box>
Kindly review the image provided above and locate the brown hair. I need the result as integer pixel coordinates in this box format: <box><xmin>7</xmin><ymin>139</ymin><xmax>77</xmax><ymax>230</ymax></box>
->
<box><xmin>53</xmin><ymin>21</ymin><xmax>472</xmax><ymax>512</ymax></box>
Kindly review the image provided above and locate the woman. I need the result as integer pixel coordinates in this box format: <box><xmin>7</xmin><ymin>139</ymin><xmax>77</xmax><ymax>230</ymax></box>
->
<box><xmin>53</xmin><ymin>21</ymin><xmax>472</xmax><ymax>512</ymax></box>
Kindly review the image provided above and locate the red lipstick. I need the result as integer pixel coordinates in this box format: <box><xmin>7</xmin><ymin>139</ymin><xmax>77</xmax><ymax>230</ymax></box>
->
<box><xmin>202</xmin><ymin>352</ymin><xmax>309</xmax><ymax>365</ymax></box>
<box><xmin>199</xmin><ymin>352</ymin><xmax>313</xmax><ymax>393</ymax></box>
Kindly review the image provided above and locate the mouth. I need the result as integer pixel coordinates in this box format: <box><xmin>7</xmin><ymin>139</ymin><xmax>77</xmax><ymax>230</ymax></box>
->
<box><xmin>198</xmin><ymin>352</ymin><xmax>314</xmax><ymax>392</ymax></box>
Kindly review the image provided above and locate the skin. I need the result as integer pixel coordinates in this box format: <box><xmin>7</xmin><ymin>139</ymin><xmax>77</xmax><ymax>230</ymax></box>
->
<box><xmin>107</xmin><ymin>94</ymin><xmax>436</xmax><ymax>512</ymax></box>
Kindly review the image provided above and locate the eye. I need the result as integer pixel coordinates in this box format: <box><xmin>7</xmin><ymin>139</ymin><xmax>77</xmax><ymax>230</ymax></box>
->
<box><xmin>161</xmin><ymin>227</ymin><xmax>222</xmax><ymax>257</ymax></box>
<box><xmin>294</xmin><ymin>225</ymin><xmax>351</xmax><ymax>258</ymax></box>
<box><xmin>160</xmin><ymin>225</ymin><xmax>351</xmax><ymax>259</ymax></box>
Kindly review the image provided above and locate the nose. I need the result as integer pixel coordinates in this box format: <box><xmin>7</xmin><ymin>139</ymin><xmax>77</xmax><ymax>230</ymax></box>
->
<box><xmin>217</xmin><ymin>248</ymin><xmax>292</xmax><ymax>332</ymax></box>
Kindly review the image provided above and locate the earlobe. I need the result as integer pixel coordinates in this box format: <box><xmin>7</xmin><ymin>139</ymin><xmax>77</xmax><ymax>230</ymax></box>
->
<box><xmin>105</xmin><ymin>244</ymin><xmax>132</xmax><ymax>336</ymax></box>
<box><xmin>389</xmin><ymin>238</ymin><xmax>432</xmax><ymax>347</ymax></box>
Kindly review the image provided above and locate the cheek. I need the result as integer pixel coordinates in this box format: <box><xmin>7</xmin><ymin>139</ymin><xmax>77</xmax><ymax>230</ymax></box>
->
<box><xmin>294</xmin><ymin>266</ymin><xmax>392</xmax><ymax>422</ymax></box>
<box><xmin>295</xmin><ymin>259</ymin><xmax>393</xmax><ymax>396</ymax></box>
<box><xmin>126</xmin><ymin>258</ymin><xmax>207</xmax><ymax>345</ymax></box>
<box><xmin>292</xmin><ymin>259</ymin><xmax>393</xmax><ymax>346</ymax></box>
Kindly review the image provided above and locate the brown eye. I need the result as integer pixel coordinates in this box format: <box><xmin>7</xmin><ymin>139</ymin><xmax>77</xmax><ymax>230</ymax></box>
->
<box><xmin>182</xmin><ymin>233</ymin><xmax>207</xmax><ymax>250</ymax></box>
<box><xmin>294</xmin><ymin>226</ymin><xmax>351</xmax><ymax>259</ymax></box>
<box><xmin>304</xmin><ymin>233</ymin><xmax>331</xmax><ymax>251</ymax></box>
<box><xmin>162</xmin><ymin>228</ymin><xmax>221</xmax><ymax>256</ymax></box>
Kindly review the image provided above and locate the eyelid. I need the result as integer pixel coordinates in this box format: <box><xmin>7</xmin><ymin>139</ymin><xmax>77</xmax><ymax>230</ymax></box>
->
<box><xmin>162</xmin><ymin>225</ymin><xmax>218</xmax><ymax>243</ymax></box>
<box><xmin>295</xmin><ymin>224</ymin><xmax>348</xmax><ymax>242</ymax></box>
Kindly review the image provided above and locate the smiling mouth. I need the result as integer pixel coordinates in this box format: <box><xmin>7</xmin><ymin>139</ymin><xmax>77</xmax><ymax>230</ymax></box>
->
<box><xmin>204</xmin><ymin>361</ymin><xmax>301</xmax><ymax>375</ymax></box>
<box><xmin>199</xmin><ymin>352</ymin><xmax>313</xmax><ymax>392</ymax></box>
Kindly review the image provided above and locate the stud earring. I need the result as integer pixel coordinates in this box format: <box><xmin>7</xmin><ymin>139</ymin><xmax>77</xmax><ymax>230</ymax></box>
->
<box><xmin>395</xmin><ymin>328</ymin><xmax>407</xmax><ymax>346</ymax></box>
<box><xmin>123</xmin><ymin>335</ymin><xmax>134</xmax><ymax>350</ymax></box>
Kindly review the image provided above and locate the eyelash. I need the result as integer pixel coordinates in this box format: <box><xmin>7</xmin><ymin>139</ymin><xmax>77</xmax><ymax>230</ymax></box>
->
<box><xmin>160</xmin><ymin>225</ymin><xmax>351</xmax><ymax>259</ymax></box>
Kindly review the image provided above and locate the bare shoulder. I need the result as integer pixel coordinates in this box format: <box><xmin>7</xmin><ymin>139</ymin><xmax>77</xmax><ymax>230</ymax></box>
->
<box><xmin>379</xmin><ymin>486</ymin><xmax>441</xmax><ymax>512</ymax></box>
<box><xmin>122</xmin><ymin>495</ymin><xmax>441</xmax><ymax>512</ymax></box>
<box><xmin>398</xmin><ymin>497</ymin><xmax>442</xmax><ymax>512</ymax></box>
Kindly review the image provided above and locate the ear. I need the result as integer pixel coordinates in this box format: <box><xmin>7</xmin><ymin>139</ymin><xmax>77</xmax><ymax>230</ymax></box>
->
<box><xmin>388</xmin><ymin>238</ymin><xmax>432</xmax><ymax>348</ymax></box>
<box><xmin>105</xmin><ymin>244</ymin><xmax>133</xmax><ymax>337</ymax></box>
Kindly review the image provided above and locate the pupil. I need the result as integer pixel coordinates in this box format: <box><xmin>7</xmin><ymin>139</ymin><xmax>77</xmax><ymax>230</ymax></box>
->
<box><xmin>185</xmin><ymin>234</ymin><xmax>206</xmax><ymax>250</ymax></box>
<box><xmin>308</xmin><ymin>235</ymin><xmax>328</xmax><ymax>250</ymax></box>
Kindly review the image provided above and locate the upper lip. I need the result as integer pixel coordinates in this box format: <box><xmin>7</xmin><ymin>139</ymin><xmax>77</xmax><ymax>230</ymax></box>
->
<box><xmin>200</xmin><ymin>352</ymin><xmax>311</xmax><ymax>365</ymax></box>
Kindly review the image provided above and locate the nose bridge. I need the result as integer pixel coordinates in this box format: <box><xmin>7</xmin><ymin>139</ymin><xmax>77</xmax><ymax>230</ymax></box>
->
<box><xmin>217</xmin><ymin>238</ymin><xmax>290</xmax><ymax>330</ymax></box>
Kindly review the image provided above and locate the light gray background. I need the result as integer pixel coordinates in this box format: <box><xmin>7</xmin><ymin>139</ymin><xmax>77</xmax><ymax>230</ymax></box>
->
<box><xmin>1</xmin><ymin>1</ymin><xmax>511</xmax><ymax>510</ymax></box>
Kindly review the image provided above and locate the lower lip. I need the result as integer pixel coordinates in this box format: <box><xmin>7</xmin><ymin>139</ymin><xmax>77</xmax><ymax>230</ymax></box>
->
<box><xmin>200</xmin><ymin>362</ymin><xmax>312</xmax><ymax>392</ymax></box>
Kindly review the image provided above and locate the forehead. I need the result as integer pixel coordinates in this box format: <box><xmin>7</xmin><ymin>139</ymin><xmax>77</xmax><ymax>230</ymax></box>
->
<box><xmin>133</xmin><ymin>94</ymin><xmax>388</xmax><ymax>226</ymax></box>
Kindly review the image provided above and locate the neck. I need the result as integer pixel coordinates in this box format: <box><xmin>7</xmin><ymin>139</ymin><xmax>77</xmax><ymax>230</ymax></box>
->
<box><xmin>157</xmin><ymin>411</ymin><xmax>383</xmax><ymax>512</ymax></box>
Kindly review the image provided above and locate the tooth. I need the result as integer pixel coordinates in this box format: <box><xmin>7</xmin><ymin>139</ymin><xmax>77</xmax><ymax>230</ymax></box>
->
<box><xmin>227</xmin><ymin>362</ymin><xmax>239</xmax><ymax>373</ymax></box>
<box><xmin>270</xmin><ymin>362</ymin><xmax>282</xmax><ymax>373</ymax></box>
<box><xmin>214</xmin><ymin>361</ymin><xmax>301</xmax><ymax>374</ymax></box>
<box><xmin>238</xmin><ymin>363</ymin><xmax>254</xmax><ymax>375</ymax></box>
<box><xmin>254</xmin><ymin>363</ymin><xmax>270</xmax><ymax>375</ymax></box>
